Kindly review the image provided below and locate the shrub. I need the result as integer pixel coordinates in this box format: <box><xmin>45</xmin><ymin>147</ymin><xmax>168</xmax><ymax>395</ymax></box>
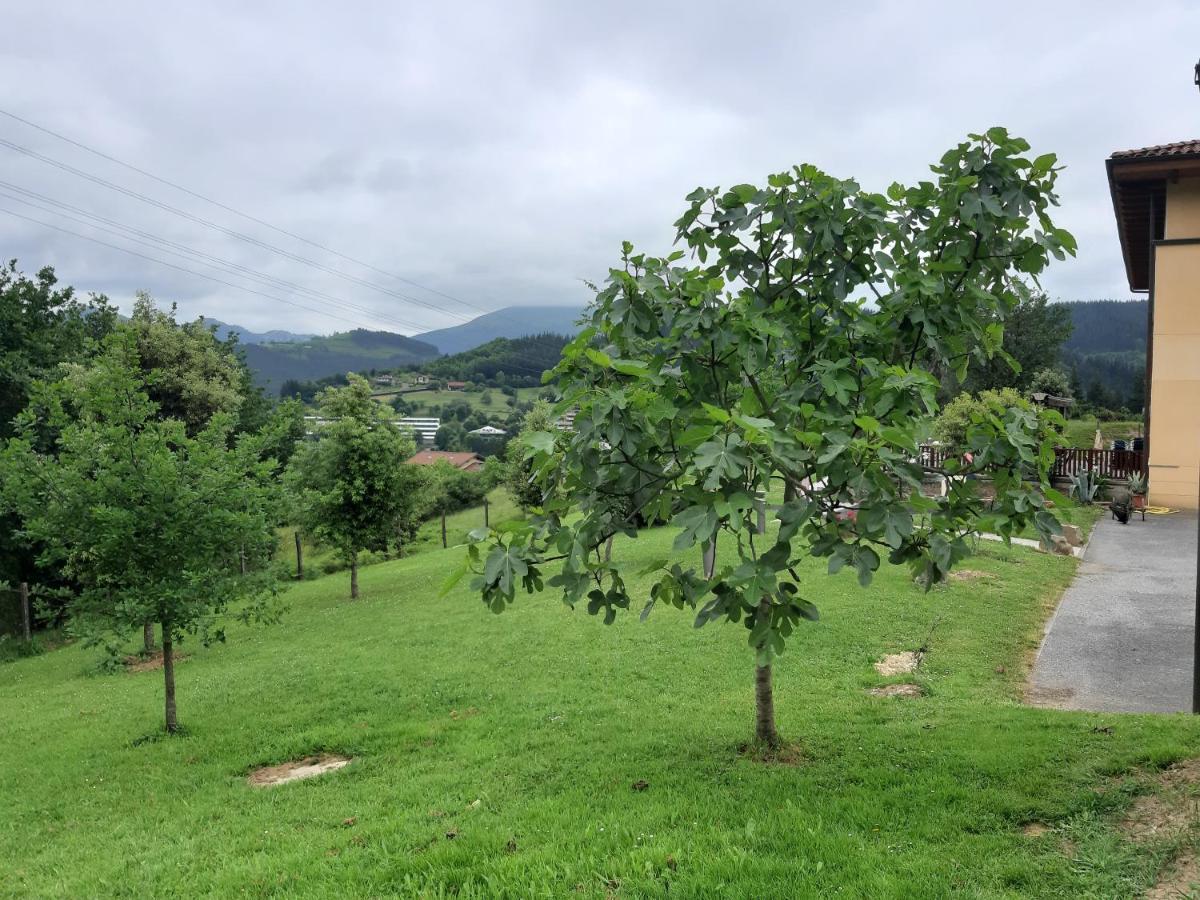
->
<box><xmin>934</xmin><ymin>388</ymin><xmax>1027</xmax><ymax>452</ymax></box>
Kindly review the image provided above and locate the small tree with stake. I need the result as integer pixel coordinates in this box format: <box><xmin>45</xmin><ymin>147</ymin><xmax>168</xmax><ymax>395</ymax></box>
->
<box><xmin>0</xmin><ymin>330</ymin><xmax>285</xmax><ymax>733</ymax></box>
<box><xmin>456</xmin><ymin>129</ymin><xmax>1074</xmax><ymax>750</ymax></box>
<box><xmin>286</xmin><ymin>374</ymin><xmax>426</xmax><ymax>598</ymax></box>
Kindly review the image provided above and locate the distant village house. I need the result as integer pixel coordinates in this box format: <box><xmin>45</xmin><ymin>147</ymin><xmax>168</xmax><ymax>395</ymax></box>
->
<box><xmin>406</xmin><ymin>450</ymin><xmax>483</xmax><ymax>472</ymax></box>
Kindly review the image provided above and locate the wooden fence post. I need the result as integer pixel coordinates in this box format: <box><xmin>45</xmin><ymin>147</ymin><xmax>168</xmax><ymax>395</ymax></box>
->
<box><xmin>19</xmin><ymin>582</ymin><xmax>30</xmax><ymax>641</ymax></box>
<box><xmin>295</xmin><ymin>531</ymin><xmax>303</xmax><ymax>580</ymax></box>
<box><xmin>441</xmin><ymin>509</ymin><xmax>447</xmax><ymax>549</ymax></box>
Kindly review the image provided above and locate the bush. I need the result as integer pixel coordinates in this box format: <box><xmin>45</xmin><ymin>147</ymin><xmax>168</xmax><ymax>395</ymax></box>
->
<box><xmin>425</xmin><ymin>462</ymin><xmax>488</xmax><ymax>515</ymax></box>
<box><xmin>934</xmin><ymin>388</ymin><xmax>1026</xmax><ymax>452</ymax></box>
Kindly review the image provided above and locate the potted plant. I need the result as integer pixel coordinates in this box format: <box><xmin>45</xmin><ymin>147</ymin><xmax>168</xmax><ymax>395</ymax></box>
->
<box><xmin>1128</xmin><ymin>472</ymin><xmax>1148</xmax><ymax>510</ymax></box>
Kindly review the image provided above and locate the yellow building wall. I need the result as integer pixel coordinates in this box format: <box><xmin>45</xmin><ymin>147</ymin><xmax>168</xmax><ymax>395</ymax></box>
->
<box><xmin>1149</xmin><ymin>204</ymin><xmax>1200</xmax><ymax>507</ymax></box>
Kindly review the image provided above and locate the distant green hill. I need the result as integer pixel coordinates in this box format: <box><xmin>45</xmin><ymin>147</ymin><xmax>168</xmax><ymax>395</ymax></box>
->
<box><xmin>410</xmin><ymin>333</ymin><xmax>571</xmax><ymax>386</ymax></box>
<box><xmin>1058</xmin><ymin>300</ymin><xmax>1147</xmax><ymax>412</ymax></box>
<box><xmin>243</xmin><ymin>329</ymin><xmax>439</xmax><ymax>391</ymax></box>
<box><xmin>415</xmin><ymin>305</ymin><xmax>584</xmax><ymax>354</ymax></box>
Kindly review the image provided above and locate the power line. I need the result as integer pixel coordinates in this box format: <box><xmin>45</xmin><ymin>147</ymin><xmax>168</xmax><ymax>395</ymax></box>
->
<box><xmin>0</xmin><ymin>136</ymin><xmax>482</xmax><ymax>326</ymax></box>
<box><xmin>0</xmin><ymin>106</ymin><xmax>498</xmax><ymax>319</ymax></box>
<box><xmin>0</xmin><ymin>205</ymin><xmax>385</xmax><ymax>332</ymax></box>
<box><xmin>0</xmin><ymin>182</ymin><xmax>438</xmax><ymax>334</ymax></box>
<box><xmin>0</xmin><ymin>201</ymin><xmax>557</xmax><ymax>380</ymax></box>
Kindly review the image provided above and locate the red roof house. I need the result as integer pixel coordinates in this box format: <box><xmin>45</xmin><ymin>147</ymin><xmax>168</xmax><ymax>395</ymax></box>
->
<box><xmin>406</xmin><ymin>450</ymin><xmax>483</xmax><ymax>472</ymax></box>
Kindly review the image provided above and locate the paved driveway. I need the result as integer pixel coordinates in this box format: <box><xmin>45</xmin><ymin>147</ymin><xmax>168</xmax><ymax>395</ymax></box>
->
<box><xmin>1028</xmin><ymin>511</ymin><xmax>1198</xmax><ymax>713</ymax></box>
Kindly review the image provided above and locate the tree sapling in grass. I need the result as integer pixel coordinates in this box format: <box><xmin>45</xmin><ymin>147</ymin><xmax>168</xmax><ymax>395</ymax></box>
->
<box><xmin>455</xmin><ymin>128</ymin><xmax>1073</xmax><ymax>751</ymax></box>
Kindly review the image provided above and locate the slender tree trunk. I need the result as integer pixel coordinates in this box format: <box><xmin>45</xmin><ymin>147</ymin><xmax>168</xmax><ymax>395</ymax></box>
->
<box><xmin>604</xmin><ymin>535</ymin><xmax>614</xmax><ymax>563</ymax></box>
<box><xmin>754</xmin><ymin>596</ymin><xmax>779</xmax><ymax>749</ymax></box>
<box><xmin>19</xmin><ymin>582</ymin><xmax>31</xmax><ymax>642</ymax></box>
<box><xmin>754</xmin><ymin>661</ymin><xmax>779</xmax><ymax>748</ymax></box>
<box><xmin>295</xmin><ymin>531</ymin><xmax>303</xmax><ymax>580</ymax></box>
<box><xmin>350</xmin><ymin>553</ymin><xmax>359</xmax><ymax>600</ymax></box>
<box><xmin>143</xmin><ymin>621</ymin><xmax>156</xmax><ymax>654</ymax></box>
<box><xmin>161</xmin><ymin>621</ymin><xmax>178</xmax><ymax>734</ymax></box>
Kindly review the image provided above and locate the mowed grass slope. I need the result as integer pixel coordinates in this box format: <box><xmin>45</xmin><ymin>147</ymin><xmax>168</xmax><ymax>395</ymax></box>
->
<box><xmin>2</xmin><ymin>528</ymin><xmax>1198</xmax><ymax>897</ymax></box>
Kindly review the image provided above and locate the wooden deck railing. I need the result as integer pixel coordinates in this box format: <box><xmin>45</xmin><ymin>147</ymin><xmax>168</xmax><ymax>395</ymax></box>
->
<box><xmin>918</xmin><ymin>446</ymin><xmax>1144</xmax><ymax>482</ymax></box>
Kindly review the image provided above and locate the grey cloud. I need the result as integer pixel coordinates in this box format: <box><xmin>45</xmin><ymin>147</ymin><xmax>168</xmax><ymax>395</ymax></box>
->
<box><xmin>2</xmin><ymin>0</ymin><xmax>1198</xmax><ymax>335</ymax></box>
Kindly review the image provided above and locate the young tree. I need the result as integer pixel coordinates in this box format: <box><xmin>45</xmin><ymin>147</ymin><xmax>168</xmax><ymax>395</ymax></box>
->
<box><xmin>0</xmin><ymin>331</ymin><xmax>286</xmax><ymax>733</ymax></box>
<box><xmin>286</xmin><ymin>374</ymin><xmax>426</xmax><ymax>598</ymax></box>
<box><xmin>503</xmin><ymin>400</ymin><xmax>559</xmax><ymax>511</ymax></box>
<box><xmin>960</xmin><ymin>290</ymin><xmax>1073</xmax><ymax>393</ymax></box>
<box><xmin>459</xmin><ymin>129</ymin><xmax>1073</xmax><ymax>749</ymax></box>
<box><xmin>0</xmin><ymin>261</ymin><xmax>117</xmax><ymax>598</ymax></box>
<box><xmin>125</xmin><ymin>294</ymin><xmax>245</xmax><ymax>434</ymax></box>
<box><xmin>933</xmin><ymin>388</ymin><xmax>1027</xmax><ymax>453</ymax></box>
<box><xmin>1027</xmin><ymin>367</ymin><xmax>1073</xmax><ymax>399</ymax></box>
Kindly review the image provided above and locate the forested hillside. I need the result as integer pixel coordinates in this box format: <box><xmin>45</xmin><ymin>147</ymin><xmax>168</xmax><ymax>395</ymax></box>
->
<box><xmin>415</xmin><ymin>305</ymin><xmax>583</xmax><ymax>354</ymax></box>
<box><xmin>242</xmin><ymin>329</ymin><xmax>440</xmax><ymax>390</ymax></box>
<box><xmin>1059</xmin><ymin>299</ymin><xmax>1146</xmax><ymax>413</ymax></box>
<box><xmin>406</xmin><ymin>333</ymin><xmax>570</xmax><ymax>386</ymax></box>
<box><xmin>1062</xmin><ymin>300</ymin><xmax>1147</xmax><ymax>354</ymax></box>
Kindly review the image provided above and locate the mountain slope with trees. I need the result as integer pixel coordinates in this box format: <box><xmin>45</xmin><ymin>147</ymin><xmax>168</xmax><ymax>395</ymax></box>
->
<box><xmin>414</xmin><ymin>305</ymin><xmax>583</xmax><ymax>354</ymax></box>
<box><xmin>242</xmin><ymin>329</ymin><xmax>440</xmax><ymax>390</ymax></box>
<box><xmin>1059</xmin><ymin>299</ymin><xmax>1146</xmax><ymax>412</ymax></box>
<box><xmin>407</xmin><ymin>333</ymin><xmax>570</xmax><ymax>386</ymax></box>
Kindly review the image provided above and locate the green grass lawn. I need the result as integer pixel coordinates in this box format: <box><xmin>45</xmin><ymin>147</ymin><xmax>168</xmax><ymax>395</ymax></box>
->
<box><xmin>1061</xmin><ymin>418</ymin><xmax>1144</xmax><ymax>449</ymax></box>
<box><xmin>276</xmin><ymin>490</ymin><xmax>523</xmax><ymax>582</ymax></box>
<box><xmin>389</xmin><ymin>386</ymin><xmax>544</xmax><ymax>415</ymax></box>
<box><xmin>3</xmin><ymin>524</ymin><xmax>1199</xmax><ymax>896</ymax></box>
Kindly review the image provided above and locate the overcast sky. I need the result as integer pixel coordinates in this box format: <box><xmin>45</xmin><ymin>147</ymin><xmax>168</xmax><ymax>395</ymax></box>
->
<box><xmin>2</xmin><ymin>1</ymin><xmax>1199</xmax><ymax>335</ymax></box>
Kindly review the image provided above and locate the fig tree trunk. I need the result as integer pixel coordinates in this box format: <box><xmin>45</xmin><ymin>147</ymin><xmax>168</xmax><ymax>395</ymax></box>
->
<box><xmin>161</xmin><ymin>621</ymin><xmax>178</xmax><ymax>733</ymax></box>
<box><xmin>754</xmin><ymin>661</ymin><xmax>779</xmax><ymax>749</ymax></box>
<box><xmin>350</xmin><ymin>553</ymin><xmax>359</xmax><ymax>599</ymax></box>
<box><xmin>754</xmin><ymin>595</ymin><xmax>779</xmax><ymax>748</ymax></box>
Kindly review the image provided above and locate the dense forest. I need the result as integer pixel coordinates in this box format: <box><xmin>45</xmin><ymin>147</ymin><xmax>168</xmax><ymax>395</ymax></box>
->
<box><xmin>401</xmin><ymin>333</ymin><xmax>571</xmax><ymax>386</ymax></box>
<box><xmin>243</xmin><ymin>329</ymin><xmax>440</xmax><ymax>391</ymax></box>
<box><xmin>1060</xmin><ymin>299</ymin><xmax>1147</xmax><ymax>413</ymax></box>
<box><xmin>279</xmin><ymin>333</ymin><xmax>572</xmax><ymax>400</ymax></box>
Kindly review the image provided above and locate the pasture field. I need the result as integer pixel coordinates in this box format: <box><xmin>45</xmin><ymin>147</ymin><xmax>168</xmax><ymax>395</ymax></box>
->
<box><xmin>2</xmin><ymin>524</ymin><xmax>1198</xmax><ymax>896</ymax></box>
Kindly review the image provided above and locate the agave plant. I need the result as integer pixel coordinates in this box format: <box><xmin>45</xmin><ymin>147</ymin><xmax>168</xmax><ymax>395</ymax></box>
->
<box><xmin>1127</xmin><ymin>472</ymin><xmax>1148</xmax><ymax>496</ymax></box>
<box><xmin>1069</xmin><ymin>467</ymin><xmax>1100</xmax><ymax>506</ymax></box>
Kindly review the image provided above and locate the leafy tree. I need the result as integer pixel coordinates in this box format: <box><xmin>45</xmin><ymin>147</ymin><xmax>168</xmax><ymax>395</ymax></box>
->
<box><xmin>435</xmin><ymin>421</ymin><xmax>466</xmax><ymax>450</ymax></box>
<box><xmin>1027</xmin><ymin>367</ymin><xmax>1072</xmax><ymax>399</ymax></box>
<box><xmin>0</xmin><ymin>261</ymin><xmax>117</xmax><ymax>439</ymax></box>
<box><xmin>424</xmin><ymin>462</ymin><xmax>488</xmax><ymax>515</ymax></box>
<box><xmin>0</xmin><ymin>331</ymin><xmax>285</xmax><ymax>732</ymax></box>
<box><xmin>245</xmin><ymin>398</ymin><xmax>307</xmax><ymax>471</ymax></box>
<box><xmin>933</xmin><ymin>388</ymin><xmax>1026</xmax><ymax>452</ymax></box>
<box><xmin>459</xmin><ymin>130</ymin><xmax>1072</xmax><ymax>750</ymax></box>
<box><xmin>285</xmin><ymin>375</ymin><xmax>426</xmax><ymax>597</ymax></box>
<box><xmin>125</xmin><ymin>294</ymin><xmax>244</xmax><ymax>434</ymax></box>
<box><xmin>0</xmin><ymin>261</ymin><xmax>117</xmax><ymax>598</ymax></box>
<box><xmin>503</xmin><ymin>400</ymin><xmax>559</xmax><ymax>511</ymax></box>
<box><xmin>960</xmin><ymin>291</ymin><xmax>1073</xmax><ymax>393</ymax></box>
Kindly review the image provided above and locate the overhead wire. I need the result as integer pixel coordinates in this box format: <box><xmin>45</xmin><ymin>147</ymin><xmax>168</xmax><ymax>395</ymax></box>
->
<box><xmin>0</xmin><ymin>136</ymin><xmax>481</xmax><ymax>325</ymax></box>
<box><xmin>0</xmin><ymin>198</ymin><xmax>556</xmax><ymax>378</ymax></box>
<box><xmin>0</xmin><ymin>181</ymin><xmax>437</xmax><ymax>334</ymax></box>
<box><xmin>0</xmin><ymin>106</ymin><xmax>498</xmax><ymax>319</ymax></box>
<box><xmin>0</xmin><ymin>205</ymin><xmax>377</xmax><ymax>332</ymax></box>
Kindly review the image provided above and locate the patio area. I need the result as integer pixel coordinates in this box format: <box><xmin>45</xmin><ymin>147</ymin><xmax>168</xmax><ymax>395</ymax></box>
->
<box><xmin>1028</xmin><ymin>510</ymin><xmax>1199</xmax><ymax>713</ymax></box>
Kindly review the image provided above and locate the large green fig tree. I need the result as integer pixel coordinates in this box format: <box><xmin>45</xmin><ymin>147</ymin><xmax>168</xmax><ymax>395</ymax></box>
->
<box><xmin>462</xmin><ymin>129</ymin><xmax>1074</xmax><ymax>748</ymax></box>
